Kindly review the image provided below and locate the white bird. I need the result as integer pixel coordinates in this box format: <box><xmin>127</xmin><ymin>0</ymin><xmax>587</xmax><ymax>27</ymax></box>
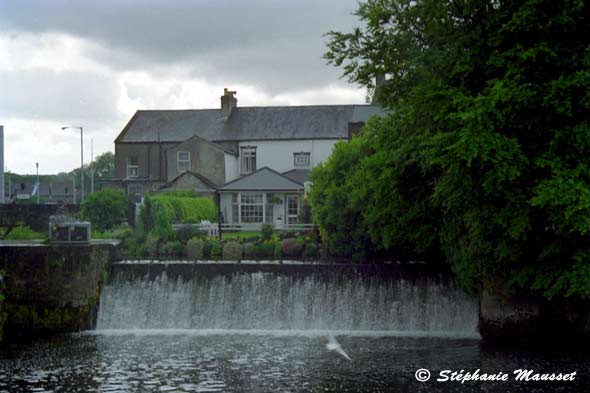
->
<box><xmin>326</xmin><ymin>334</ymin><xmax>352</xmax><ymax>361</ymax></box>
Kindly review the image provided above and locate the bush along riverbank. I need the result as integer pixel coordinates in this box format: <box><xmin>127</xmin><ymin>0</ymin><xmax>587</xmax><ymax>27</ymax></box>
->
<box><xmin>118</xmin><ymin>222</ymin><xmax>325</xmax><ymax>261</ymax></box>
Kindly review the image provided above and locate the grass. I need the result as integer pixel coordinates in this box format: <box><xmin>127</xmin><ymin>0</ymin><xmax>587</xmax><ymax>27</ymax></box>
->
<box><xmin>4</xmin><ymin>226</ymin><xmax>47</xmax><ymax>240</ymax></box>
<box><xmin>92</xmin><ymin>230</ymin><xmax>114</xmax><ymax>239</ymax></box>
<box><xmin>222</xmin><ymin>231</ymin><xmax>262</xmax><ymax>240</ymax></box>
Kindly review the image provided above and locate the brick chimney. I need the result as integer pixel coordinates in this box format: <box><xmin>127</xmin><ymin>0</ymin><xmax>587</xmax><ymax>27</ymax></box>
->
<box><xmin>220</xmin><ymin>88</ymin><xmax>237</xmax><ymax>115</ymax></box>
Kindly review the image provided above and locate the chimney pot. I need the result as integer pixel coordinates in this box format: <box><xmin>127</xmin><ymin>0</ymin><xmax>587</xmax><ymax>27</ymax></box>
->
<box><xmin>221</xmin><ymin>88</ymin><xmax>237</xmax><ymax>115</ymax></box>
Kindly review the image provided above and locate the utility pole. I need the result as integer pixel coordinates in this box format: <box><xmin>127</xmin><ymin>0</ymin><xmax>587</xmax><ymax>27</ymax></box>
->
<box><xmin>36</xmin><ymin>162</ymin><xmax>40</xmax><ymax>204</ymax></box>
<box><xmin>90</xmin><ymin>138</ymin><xmax>94</xmax><ymax>194</ymax></box>
<box><xmin>73</xmin><ymin>176</ymin><xmax>76</xmax><ymax>205</ymax></box>
<box><xmin>61</xmin><ymin>126</ymin><xmax>84</xmax><ymax>203</ymax></box>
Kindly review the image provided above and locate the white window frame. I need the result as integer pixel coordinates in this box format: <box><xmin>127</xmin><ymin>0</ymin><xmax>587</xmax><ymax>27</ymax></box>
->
<box><xmin>177</xmin><ymin>150</ymin><xmax>191</xmax><ymax>173</ymax></box>
<box><xmin>240</xmin><ymin>146</ymin><xmax>257</xmax><ymax>175</ymax></box>
<box><xmin>293</xmin><ymin>152</ymin><xmax>311</xmax><ymax>167</ymax></box>
<box><xmin>286</xmin><ymin>194</ymin><xmax>299</xmax><ymax>224</ymax></box>
<box><xmin>126</xmin><ymin>157</ymin><xmax>139</xmax><ymax>178</ymax></box>
<box><xmin>231</xmin><ymin>193</ymin><xmax>239</xmax><ymax>223</ymax></box>
<box><xmin>240</xmin><ymin>192</ymin><xmax>264</xmax><ymax>223</ymax></box>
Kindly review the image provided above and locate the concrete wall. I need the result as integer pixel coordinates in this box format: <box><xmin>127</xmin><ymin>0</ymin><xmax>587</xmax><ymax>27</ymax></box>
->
<box><xmin>237</xmin><ymin>139</ymin><xmax>341</xmax><ymax>174</ymax></box>
<box><xmin>0</xmin><ymin>241</ymin><xmax>120</xmax><ymax>339</ymax></box>
<box><xmin>165</xmin><ymin>137</ymin><xmax>226</xmax><ymax>186</ymax></box>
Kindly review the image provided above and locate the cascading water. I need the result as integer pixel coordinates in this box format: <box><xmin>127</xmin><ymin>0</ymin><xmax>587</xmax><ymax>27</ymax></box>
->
<box><xmin>96</xmin><ymin>261</ymin><xmax>479</xmax><ymax>337</ymax></box>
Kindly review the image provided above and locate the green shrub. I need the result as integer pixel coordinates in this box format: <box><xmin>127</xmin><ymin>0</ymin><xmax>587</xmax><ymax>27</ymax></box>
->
<box><xmin>82</xmin><ymin>188</ymin><xmax>127</xmax><ymax>231</ymax></box>
<box><xmin>274</xmin><ymin>242</ymin><xmax>282</xmax><ymax>260</ymax></box>
<box><xmin>303</xmin><ymin>242</ymin><xmax>319</xmax><ymax>259</ymax></box>
<box><xmin>261</xmin><ymin>224</ymin><xmax>273</xmax><ymax>241</ymax></box>
<box><xmin>143</xmin><ymin>235</ymin><xmax>160</xmax><ymax>258</ymax></box>
<box><xmin>243</xmin><ymin>242</ymin><xmax>256</xmax><ymax>259</ymax></box>
<box><xmin>223</xmin><ymin>241</ymin><xmax>242</xmax><ymax>260</ymax></box>
<box><xmin>122</xmin><ymin>237</ymin><xmax>140</xmax><ymax>259</ymax></box>
<box><xmin>152</xmin><ymin>194</ymin><xmax>216</xmax><ymax>224</ymax></box>
<box><xmin>281</xmin><ymin>238</ymin><xmax>304</xmax><ymax>257</ymax></box>
<box><xmin>175</xmin><ymin>225</ymin><xmax>205</xmax><ymax>244</ymax></box>
<box><xmin>298</xmin><ymin>197</ymin><xmax>312</xmax><ymax>224</ymax></box>
<box><xmin>203</xmin><ymin>239</ymin><xmax>213</xmax><ymax>258</ymax></box>
<box><xmin>6</xmin><ymin>226</ymin><xmax>46</xmax><ymax>240</ymax></box>
<box><xmin>241</xmin><ymin>235</ymin><xmax>262</xmax><ymax>243</ymax></box>
<box><xmin>210</xmin><ymin>240</ymin><xmax>223</xmax><ymax>260</ymax></box>
<box><xmin>161</xmin><ymin>241</ymin><xmax>184</xmax><ymax>258</ymax></box>
<box><xmin>186</xmin><ymin>238</ymin><xmax>205</xmax><ymax>260</ymax></box>
<box><xmin>254</xmin><ymin>240</ymin><xmax>277</xmax><ymax>259</ymax></box>
<box><xmin>112</xmin><ymin>226</ymin><xmax>134</xmax><ymax>241</ymax></box>
<box><xmin>157</xmin><ymin>190</ymin><xmax>198</xmax><ymax>198</ymax></box>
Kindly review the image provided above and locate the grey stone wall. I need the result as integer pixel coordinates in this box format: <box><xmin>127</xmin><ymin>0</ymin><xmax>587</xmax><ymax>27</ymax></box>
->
<box><xmin>165</xmin><ymin>137</ymin><xmax>226</xmax><ymax>185</ymax></box>
<box><xmin>0</xmin><ymin>241</ymin><xmax>120</xmax><ymax>339</ymax></box>
<box><xmin>115</xmin><ymin>142</ymin><xmax>176</xmax><ymax>180</ymax></box>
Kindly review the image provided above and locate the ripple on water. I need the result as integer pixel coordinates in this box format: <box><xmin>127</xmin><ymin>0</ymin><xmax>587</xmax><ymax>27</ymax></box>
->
<box><xmin>0</xmin><ymin>334</ymin><xmax>589</xmax><ymax>392</ymax></box>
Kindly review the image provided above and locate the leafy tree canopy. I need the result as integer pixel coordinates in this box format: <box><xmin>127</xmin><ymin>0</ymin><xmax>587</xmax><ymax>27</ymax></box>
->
<box><xmin>313</xmin><ymin>0</ymin><xmax>590</xmax><ymax>298</ymax></box>
<box><xmin>82</xmin><ymin>188</ymin><xmax>127</xmax><ymax>231</ymax></box>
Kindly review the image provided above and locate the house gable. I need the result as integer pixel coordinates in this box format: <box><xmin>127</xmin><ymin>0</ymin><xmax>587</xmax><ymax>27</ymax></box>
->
<box><xmin>219</xmin><ymin>167</ymin><xmax>303</xmax><ymax>192</ymax></box>
<box><xmin>159</xmin><ymin>171</ymin><xmax>217</xmax><ymax>193</ymax></box>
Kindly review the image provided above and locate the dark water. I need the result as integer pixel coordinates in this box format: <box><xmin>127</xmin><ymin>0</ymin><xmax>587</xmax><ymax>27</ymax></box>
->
<box><xmin>0</xmin><ymin>331</ymin><xmax>588</xmax><ymax>392</ymax></box>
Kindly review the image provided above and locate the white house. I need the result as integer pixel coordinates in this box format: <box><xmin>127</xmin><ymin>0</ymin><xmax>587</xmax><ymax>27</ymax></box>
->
<box><xmin>110</xmin><ymin>89</ymin><xmax>382</xmax><ymax>225</ymax></box>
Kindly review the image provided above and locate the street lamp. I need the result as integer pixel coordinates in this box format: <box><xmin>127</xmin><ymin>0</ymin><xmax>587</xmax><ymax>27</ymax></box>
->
<box><xmin>61</xmin><ymin>126</ymin><xmax>84</xmax><ymax>203</ymax></box>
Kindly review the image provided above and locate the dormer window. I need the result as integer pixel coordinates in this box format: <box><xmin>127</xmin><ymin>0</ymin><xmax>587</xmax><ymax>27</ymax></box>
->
<box><xmin>240</xmin><ymin>146</ymin><xmax>257</xmax><ymax>175</ymax></box>
<box><xmin>293</xmin><ymin>152</ymin><xmax>311</xmax><ymax>167</ymax></box>
<box><xmin>177</xmin><ymin>151</ymin><xmax>191</xmax><ymax>172</ymax></box>
<box><xmin>126</xmin><ymin>156</ymin><xmax>139</xmax><ymax>178</ymax></box>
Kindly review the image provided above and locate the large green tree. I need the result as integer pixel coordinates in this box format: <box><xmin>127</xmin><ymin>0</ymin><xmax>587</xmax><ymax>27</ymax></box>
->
<box><xmin>313</xmin><ymin>0</ymin><xmax>590</xmax><ymax>298</ymax></box>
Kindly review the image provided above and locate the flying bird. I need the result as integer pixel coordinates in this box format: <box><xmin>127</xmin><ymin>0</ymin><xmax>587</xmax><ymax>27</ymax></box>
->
<box><xmin>326</xmin><ymin>334</ymin><xmax>352</xmax><ymax>361</ymax></box>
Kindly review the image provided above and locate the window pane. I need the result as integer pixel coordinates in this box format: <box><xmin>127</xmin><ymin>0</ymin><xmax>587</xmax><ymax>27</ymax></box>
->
<box><xmin>240</xmin><ymin>146</ymin><xmax>257</xmax><ymax>174</ymax></box>
<box><xmin>294</xmin><ymin>152</ymin><xmax>310</xmax><ymax>167</ymax></box>
<box><xmin>240</xmin><ymin>192</ymin><xmax>263</xmax><ymax>223</ymax></box>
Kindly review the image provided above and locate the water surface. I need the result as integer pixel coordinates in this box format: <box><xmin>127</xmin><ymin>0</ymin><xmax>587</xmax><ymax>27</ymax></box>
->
<box><xmin>1</xmin><ymin>331</ymin><xmax>587</xmax><ymax>392</ymax></box>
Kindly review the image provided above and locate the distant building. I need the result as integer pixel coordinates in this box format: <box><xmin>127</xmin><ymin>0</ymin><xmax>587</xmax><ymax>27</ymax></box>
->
<box><xmin>108</xmin><ymin>89</ymin><xmax>382</xmax><ymax>225</ymax></box>
<box><xmin>8</xmin><ymin>181</ymin><xmax>74</xmax><ymax>204</ymax></box>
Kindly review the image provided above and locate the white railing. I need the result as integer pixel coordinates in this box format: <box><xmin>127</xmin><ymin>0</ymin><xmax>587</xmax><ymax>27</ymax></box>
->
<box><xmin>172</xmin><ymin>222</ymin><xmax>315</xmax><ymax>233</ymax></box>
<box><xmin>221</xmin><ymin>223</ymin><xmax>315</xmax><ymax>231</ymax></box>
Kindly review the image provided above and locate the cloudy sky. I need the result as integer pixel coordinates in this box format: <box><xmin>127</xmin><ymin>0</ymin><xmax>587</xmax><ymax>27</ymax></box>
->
<box><xmin>0</xmin><ymin>0</ymin><xmax>366</xmax><ymax>174</ymax></box>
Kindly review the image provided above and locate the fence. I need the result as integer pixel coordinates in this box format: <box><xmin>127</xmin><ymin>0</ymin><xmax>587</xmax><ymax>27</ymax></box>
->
<box><xmin>172</xmin><ymin>222</ymin><xmax>315</xmax><ymax>234</ymax></box>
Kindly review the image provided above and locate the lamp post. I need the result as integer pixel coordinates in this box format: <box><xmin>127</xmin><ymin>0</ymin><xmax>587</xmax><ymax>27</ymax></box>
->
<box><xmin>61</xmin><ymin>126</ymin><xmax>84</xmax><ymax>203</ymax></box>
<box><xmin>36</xmin><ymin>162</ymin><xmax>39</xmax><ymax>204</ymax></box>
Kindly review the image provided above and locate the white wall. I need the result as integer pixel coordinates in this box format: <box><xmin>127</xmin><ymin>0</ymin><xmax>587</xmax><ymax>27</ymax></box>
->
<box><xmin>224</xmin><ymin>153</ymin><xmax>239</xmax><ymax>183</ymax></box>
<box><xmin>220</xmin><ymin>192</ymin><xmax>234</xmax><ymax>223</ymax></box>
<box><xmin>237</xmin><ymin>139</ymin><xmax>341</xmax><ymax>174</ymax></box>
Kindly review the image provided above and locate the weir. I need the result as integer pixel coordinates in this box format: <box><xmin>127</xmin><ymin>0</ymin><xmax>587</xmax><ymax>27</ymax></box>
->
<box><xmin>97</xmin><ymin>261</ymin><xmax>480</xmax><ymax>337</ymax></box>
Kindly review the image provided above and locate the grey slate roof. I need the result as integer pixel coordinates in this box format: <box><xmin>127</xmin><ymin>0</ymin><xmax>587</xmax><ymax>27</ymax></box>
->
<box><xmin>281</xmin><ymin>169</ymin><xmax>311</xmax><ymax>185</ymax></box>
<box><xmin>219</xmin><ymin>167</ymin><xmax>304</xmax><ymax>192</ymax></box>
<box><xmin>117</xmin><ymin>105</ymin><xmax>383</xmax><ymax>143</ymax></box>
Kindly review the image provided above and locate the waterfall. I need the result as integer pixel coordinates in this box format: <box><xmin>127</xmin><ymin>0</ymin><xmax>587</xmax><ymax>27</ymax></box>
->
<box><xmin>96</xmin><ymin>262</ymin><xmax>479</xmax><ymax>337</ymax></box>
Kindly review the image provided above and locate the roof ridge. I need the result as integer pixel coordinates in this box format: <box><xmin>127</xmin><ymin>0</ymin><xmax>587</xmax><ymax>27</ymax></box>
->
<box><xmin>135</xmin><ymin>104</ymin><xmax>376</xmax><ymax>113</ymax></box>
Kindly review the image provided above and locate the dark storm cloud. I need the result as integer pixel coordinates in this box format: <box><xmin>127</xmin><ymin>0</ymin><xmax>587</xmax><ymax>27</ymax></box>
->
<box><xmin>0</xmin><ymin>0</ymin><xmax>358</xmax><ymax>93</ymax></box>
